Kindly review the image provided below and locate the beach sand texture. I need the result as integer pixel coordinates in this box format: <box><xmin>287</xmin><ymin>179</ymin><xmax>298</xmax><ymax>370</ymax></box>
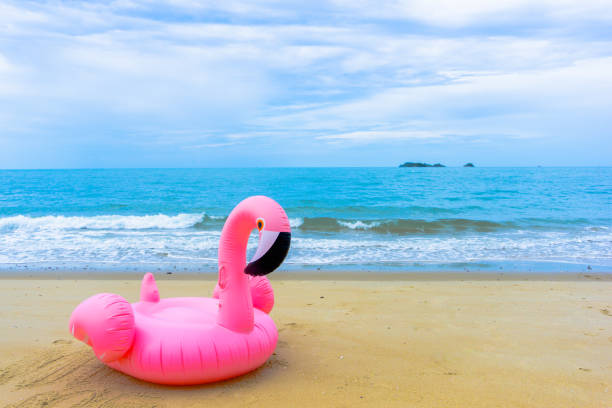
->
<box><xmin>1</xmin><ymin>277</ymin><xmax>610</xmax><ymax>407</ymax></box>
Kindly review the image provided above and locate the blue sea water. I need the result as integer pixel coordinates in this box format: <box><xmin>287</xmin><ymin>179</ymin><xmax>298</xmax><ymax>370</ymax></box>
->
<box><xmin>0</xmin><ymin>167</ymin><xmax>610</xmax><ymax>273</ymax></box>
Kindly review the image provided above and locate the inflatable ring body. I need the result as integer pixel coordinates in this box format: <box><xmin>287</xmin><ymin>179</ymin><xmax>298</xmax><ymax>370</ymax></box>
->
<box><xmin>69</xmin><ymin>196</ymin><xmax>291</xmax><ymax>385</ymax></box>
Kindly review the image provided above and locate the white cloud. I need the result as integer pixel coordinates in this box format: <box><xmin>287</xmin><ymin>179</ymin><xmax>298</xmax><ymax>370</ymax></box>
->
<box><xmin>0</xmin><ymin>0</ymin><xmax>610</xmax><ymax>166</ymax></box>
<box><xmin>331</xmin><ymin>0</ymin><xmax>612</xmax><ymax>27</ymax></box>
<box><xmin>259</xmin><ymin>57</ymin><xmax>612</xmax><ymax>143</ymax></box>
<box><xmin>185</xmin><ymin>141</ymin><xmax>242</xmax><ymax>149</ymax></box>
<box><xmin>0</xmin><ymin>53</ymin><xmax>14</xmax><ymax>73</ymax></box>
<box><xmin>0</xmin><ymin>2</ymin><xmax>48</xmax><ymax>24</ymax></box>
<box><xmin>317</xmin><ymin>130</ymin><xmax>444</xmax><ymax>142</ymax></box>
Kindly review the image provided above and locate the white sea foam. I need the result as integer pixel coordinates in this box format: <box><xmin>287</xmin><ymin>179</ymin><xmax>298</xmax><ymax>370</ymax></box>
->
<box><xmin>0</xmin><ymin>213</ymin><xmax>610</xmax><ymax>271</ymax></box>
<box><xmin>284</xmin><ymin>232</ymin><xmax>612</xmax><ymax>266</ymax></box>
<box><xmin>0</xmin><ymin>213</ymin><xmax>204</xmax><ymax>231</ymax></box>
<box><xmin>0</xmin><ymin>225</ymin><xmax>610</xmax><ymax>270</ymax></box>
<box><xmin>337</xmin><ymin>220</ymin><xmax>381</xmax><ymax>230</ymax></box>
<box><xmin>289</xmin><ymin>218</ymin><xmax>304</xmax><ymax>228</ymax></box>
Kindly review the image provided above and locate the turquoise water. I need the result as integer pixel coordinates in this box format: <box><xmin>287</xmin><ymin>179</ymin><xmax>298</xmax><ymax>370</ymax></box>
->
<box><xmin>0</xmin><ymin>167</ymin><xmax>610</xmax><ymax>273</ymax></box>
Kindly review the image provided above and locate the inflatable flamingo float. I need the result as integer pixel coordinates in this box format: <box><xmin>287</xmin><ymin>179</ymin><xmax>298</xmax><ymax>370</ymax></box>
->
<box><xmin>69</xmin><ymin>196</ymin><xmax>291</xmax><ymax>385</ymax></box>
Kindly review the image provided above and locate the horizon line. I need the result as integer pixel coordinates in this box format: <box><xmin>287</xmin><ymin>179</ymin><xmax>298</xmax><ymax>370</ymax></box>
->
<box><xmin>1</xmin><ymin>165</ymin><xmax>612</xmax><ymax>171</ymax></box>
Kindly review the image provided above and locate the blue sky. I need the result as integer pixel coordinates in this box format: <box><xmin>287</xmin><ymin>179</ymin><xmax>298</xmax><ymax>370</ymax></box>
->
<box><xmin>1</xmin><ymin>0</ymin><xmax>611</xmax><ymax>168</ymax></box>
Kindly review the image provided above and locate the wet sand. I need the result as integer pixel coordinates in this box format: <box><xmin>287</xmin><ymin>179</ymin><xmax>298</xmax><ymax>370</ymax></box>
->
<box><xmin>1</xmin><ymin>274</ymin><xmax>611</xmax><ymax>407</ymax></box>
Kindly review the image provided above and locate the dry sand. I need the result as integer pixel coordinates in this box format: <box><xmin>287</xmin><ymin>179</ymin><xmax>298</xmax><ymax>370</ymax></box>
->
<box><xmin>0</xmin><ymin>274</ymin><xmax>611</xmax><ymax>407</ymax></box>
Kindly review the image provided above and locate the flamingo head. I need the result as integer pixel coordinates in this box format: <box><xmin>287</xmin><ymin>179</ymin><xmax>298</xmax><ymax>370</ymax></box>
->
<box><xmin>238</xmin><ymin>195</ymin><xmax>291</xmax><ymax>276</ymax></box>
<box><xmin>69</xmin><ymin>293</ymin><xmax>135</xmax><ymax>363</ymax></box>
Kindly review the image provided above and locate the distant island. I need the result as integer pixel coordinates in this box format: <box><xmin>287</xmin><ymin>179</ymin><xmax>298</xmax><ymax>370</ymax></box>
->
<box><xmin>398</xmin><ymin>162</ymin><xmax>476</xmax><ymax>167</ymax></box>
<box><xmin>399</xmin><ymin>162</ymin><xmax>446</xmax><ymax>168</ymax></box>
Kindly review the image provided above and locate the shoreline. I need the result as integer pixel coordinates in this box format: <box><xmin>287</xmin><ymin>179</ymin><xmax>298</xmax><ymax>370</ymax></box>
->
<box><xmin>0</xmin><ymin>269</ymin><xmax>611</xmax><ymax>281</ymax></box>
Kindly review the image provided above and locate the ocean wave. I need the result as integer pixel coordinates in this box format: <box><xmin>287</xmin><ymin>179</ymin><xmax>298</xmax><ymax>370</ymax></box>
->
<box><xmin>192</xmin><ymin>214</ymin><xmax>225</xmax><ymax>230</ymax></box>
<box><xmin>0</xmin><ymin>213</ymin><xmax>604</xmax><ymax>235</ymax></box>
<box><xmin>289</xmin><ymin>218</ymin><xmax>304</xmax><ymax>228</ymax></box>
<box><xmin>297</xmin><ymin>217</ymin><xmax>515</xmax><ymax>234</ymax></box>
<box><xmin>0</xmin><ymin>213</ymin><xmax>205</xmax><ymax>232</ymax></box>
<box><xmin>1</xmin><ymin>230</ymin><xmax>611</xmax><ymax>270</ymax></box>
<box><xmin>296</xmin><ymin>216</ymin><xmax>609</xmax><ymax>234</ymax></box>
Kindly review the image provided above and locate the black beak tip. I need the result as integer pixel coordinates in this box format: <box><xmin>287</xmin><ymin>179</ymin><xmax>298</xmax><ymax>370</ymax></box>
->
<box><xmin>244</xmin><ymin>232</ymin><xmax>291</xmax><ymax>276</ymax></box>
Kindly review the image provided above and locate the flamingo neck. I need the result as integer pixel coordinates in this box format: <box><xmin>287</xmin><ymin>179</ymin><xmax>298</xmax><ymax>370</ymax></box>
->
<box><xmin>216</xmin><ymin>205</ymin><xmax>255</xmax><ymax>332</ymax></box>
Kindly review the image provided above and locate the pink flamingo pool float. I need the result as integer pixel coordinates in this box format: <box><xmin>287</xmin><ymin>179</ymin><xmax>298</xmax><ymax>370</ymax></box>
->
<box><xmin>69</xmin><ymin>196</ymin><xmax>291</xmax><ymax>385</ymax></box>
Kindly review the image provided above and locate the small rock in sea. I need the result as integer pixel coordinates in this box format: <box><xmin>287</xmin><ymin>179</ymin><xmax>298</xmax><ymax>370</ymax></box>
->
<box><xmin>587</xmin><ymin>265</ymin><xmax>592</xmax><ymax>270</ymax></box>
<box><xmin>464</xmin><ymin>163</ymin><xmax>475</xmax><ymax>167</ymax></box>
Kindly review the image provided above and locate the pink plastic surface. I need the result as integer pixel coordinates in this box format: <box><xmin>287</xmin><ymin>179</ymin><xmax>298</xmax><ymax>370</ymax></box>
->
<box><xmin>69</xmin><ymin>196</ymin><xmax>290</xmax><ymax>385</ymax></box>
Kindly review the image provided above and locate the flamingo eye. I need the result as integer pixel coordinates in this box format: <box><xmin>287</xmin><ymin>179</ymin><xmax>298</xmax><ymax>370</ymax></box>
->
<box><xmin>256</xmin><ymin>218</ymin><xmax>265</xmax><ymax>231</ymax></box>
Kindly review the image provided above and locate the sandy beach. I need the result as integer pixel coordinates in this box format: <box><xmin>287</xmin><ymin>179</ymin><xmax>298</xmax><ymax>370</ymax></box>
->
<box><xmin>1</xmin><ymin>273</ymin><xmax>611</xmax><ymax>407</ymax></box>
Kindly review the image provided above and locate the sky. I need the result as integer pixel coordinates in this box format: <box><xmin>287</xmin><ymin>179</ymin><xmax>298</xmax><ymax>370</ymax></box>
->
<box><xmin>0</xmin><ymin>0</ymin><xmax>611</xmax><ymax>168</ymax></box>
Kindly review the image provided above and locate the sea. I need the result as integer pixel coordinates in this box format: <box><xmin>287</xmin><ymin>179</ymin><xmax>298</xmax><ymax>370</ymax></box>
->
<box><xmin>0</xmin><ymin>167</ymin><xmax>610</xmax><ymax>274</ymax></box>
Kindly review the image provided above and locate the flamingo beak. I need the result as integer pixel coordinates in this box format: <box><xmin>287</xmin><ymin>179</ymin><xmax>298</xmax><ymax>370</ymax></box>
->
<box><xmin>245</xmin><ymin>230</ymin><xmax>291</xmax><ymax>276</ymax></box>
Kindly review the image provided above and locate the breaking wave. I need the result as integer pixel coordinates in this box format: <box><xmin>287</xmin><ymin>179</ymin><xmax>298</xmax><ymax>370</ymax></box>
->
<box><xmin>0</xmin><ymin>213</ymin><xmax>206</xmax><ymax>232</ymax></box>
<box><xmin>0</xmin><ymin>214</ymin><xmax>602</xmax><ymax>235</ymax></box>
<box><xmin>287</xmin><ymin>217</ymin><xmax>596</xmax><ymax>234</ymax></box>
